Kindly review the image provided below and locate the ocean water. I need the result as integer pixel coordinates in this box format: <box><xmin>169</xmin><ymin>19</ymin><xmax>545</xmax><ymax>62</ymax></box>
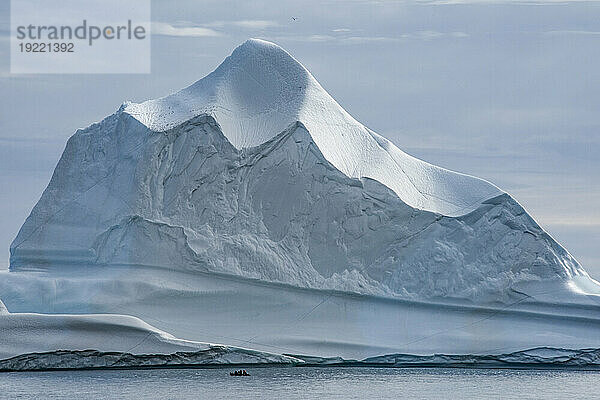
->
<box><xmin>0</xmin><ymin>367</ymin><xmax>597</xmax><ymax>399</ymax></box>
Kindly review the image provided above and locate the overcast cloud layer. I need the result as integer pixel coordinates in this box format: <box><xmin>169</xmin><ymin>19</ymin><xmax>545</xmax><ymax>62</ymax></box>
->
<box><xmin>0</xmin><ymin>0</ymin><xmax>598</xmax><ymax>275</ymax></box>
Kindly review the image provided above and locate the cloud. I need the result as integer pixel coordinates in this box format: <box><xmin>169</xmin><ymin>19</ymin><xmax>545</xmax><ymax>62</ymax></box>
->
<box><xmin>417</xmin><ymin>0</ymin><xmax>600</xmax><ymax>4</ymax></box>
<box><xmin>152</xmin><ymin>20</ymin><xmax>280</xmax><ymax>38</ymax></box>
<box><xmin>231</xmin><ymin>20</ymin><xmax>280</xmax><ymax>29</ymax></box>
<box><xmin>353</xmin><ymin>31</ymin><xmax>468</xmax><ymax>42</ymax></box>
<box><xmin>277</xmin><ymin>30</ymin><xmax>468</xmax><ymax>44</ymax></box>
<box><xmin>403</xmin><ymin>30</ymin><xmax>452</xmax><ymax>40</ymax></box>
<box><xmin>307</xmin><ymin>34</ymin><xmax>339</xmax><ymax>42</ymax></box>
<box><xmin>152</xmin><ymin>22</ymin><xmax>221</xmax><ymax>38</ymax></box>
<box><xmin>341</xmin><ymin>0</ymin><xmax>600</xmax><ymax>4</ymax></box>
<box><xmin>544</xmin><ymin>30</ymin><xmax>600</xmax><ymax>36</ymax></box>
<box><xmin>273</xmin><ymin>34</ymin><xmax>339</xmax><ymax>42</ymax></box>
<box><xmin>0</xmin><ymin>136</ymin><xmax>64</xmax><ymax>144</ymax></box>
<box><xmin>342</xmin><ymin>36</ymin><xmax>401</xmax><ymax>43</ymax></box>
<box><xmin>542</xmin><ymin>217</ymin><xmax>600</xmax><ymax>227</ymax></box>
<box><xmin>203</xmin><ymin>20</ymin><xmax>280</xmax><ymax>29</ymax></box>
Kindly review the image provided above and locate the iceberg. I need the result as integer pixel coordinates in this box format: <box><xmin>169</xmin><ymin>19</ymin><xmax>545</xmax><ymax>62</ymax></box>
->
<box><xmin>2</xmin><ymin>39</ymin><xmax>600</xmax><ymax>369</ymax></box>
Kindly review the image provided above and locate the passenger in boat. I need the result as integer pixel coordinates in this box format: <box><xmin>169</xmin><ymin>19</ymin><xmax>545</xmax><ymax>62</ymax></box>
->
<box><xmin>230</xmin><ymin>369</ymin><xmax>250</xmax><ymax>376</ymax></box>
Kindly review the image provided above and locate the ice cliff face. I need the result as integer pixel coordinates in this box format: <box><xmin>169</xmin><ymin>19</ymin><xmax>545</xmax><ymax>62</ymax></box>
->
<box><xmin>9</xmin><ymin>39</ymin><xmax>593</xmax><ymax>301</ymax></box>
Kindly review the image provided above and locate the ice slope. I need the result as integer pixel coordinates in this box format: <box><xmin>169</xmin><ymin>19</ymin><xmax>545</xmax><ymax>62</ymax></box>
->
<box><xmin>0</xmin><ymin>300</ymin><xmax>301</xmax><ymax>368</ymax></box>
<box><xmin>125</xmin><ymin>39</ymin><xmax>501</xmax><ymax>217</ymax></box>
<box><xmin>0</xmin><ymin>310</ymin><xmax>202</xmax><ymax>360</ymax></box>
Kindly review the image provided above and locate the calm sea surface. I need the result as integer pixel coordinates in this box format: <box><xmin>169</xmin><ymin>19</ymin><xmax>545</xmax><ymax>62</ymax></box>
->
<box><xmin>0</xmin><ymin>367</ymin><xmax>597</xmax><ymax>399</ymax></box>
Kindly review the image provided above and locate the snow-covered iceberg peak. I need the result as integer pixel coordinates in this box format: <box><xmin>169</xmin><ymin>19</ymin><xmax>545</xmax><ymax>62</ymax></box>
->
<box><xmin>125</xmin><ymin>38</ymin><xmax>501</xmax><ymax>216</ymax></box>
<box><xmin>126</xmin><ymin>39</ymin><xmax>309</xmax><ymax>147</ymax></box>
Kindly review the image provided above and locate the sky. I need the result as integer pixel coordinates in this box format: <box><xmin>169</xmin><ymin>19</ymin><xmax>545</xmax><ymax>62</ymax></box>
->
<box><xmin>0</xmin><ymin>0</ymin><xmax>599</xmax><ymax>276</ymax></box>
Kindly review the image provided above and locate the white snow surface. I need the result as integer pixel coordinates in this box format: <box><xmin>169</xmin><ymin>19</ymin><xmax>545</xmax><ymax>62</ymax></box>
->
<box><xmin>125</xmin><ymin>39</ymin><xmax>501</xmax><ymax>217</ymax></box>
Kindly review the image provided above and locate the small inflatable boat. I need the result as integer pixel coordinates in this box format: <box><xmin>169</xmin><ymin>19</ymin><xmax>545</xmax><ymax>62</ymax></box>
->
<box><xmin>230</xmin><ymin>369</ymin><xmax>250</xmax><ymax>376</ymax></box>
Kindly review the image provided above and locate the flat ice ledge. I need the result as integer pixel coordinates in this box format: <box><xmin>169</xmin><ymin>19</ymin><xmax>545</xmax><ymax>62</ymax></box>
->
<box><xmin>292</xmin><ymin>347</ymin><xmax>600</xmax><ymax>368</ymax></box>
